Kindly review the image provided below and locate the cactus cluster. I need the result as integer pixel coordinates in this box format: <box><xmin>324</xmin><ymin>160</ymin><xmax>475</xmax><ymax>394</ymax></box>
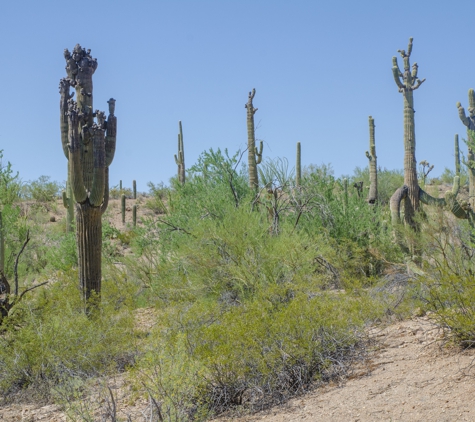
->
<box><xmin>59</xmin><ymin>44</ymin><xmax>117</xmax><ymax>303</ymax></box>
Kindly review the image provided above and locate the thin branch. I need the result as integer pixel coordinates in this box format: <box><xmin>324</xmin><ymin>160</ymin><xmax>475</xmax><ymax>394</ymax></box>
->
<box><xmin>14</xmin><ymin>230</ymin><xmax>30</xmax><ymax>296</ymax></box>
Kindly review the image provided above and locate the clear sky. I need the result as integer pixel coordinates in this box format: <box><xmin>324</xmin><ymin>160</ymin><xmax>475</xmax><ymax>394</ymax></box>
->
<box><xmin>1</xmin><ymin>1</ymin><xmax>474</xmax><ymax>191</ymax></box>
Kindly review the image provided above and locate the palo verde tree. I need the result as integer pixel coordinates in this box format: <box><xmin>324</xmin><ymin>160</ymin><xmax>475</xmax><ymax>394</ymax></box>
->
<box><xmin>59</xmin><ymin>44</ymin><xmax>117</xmax><ymax>304</ymax></box>
<box><xmin>245</xmin><ymin>89</ymin><xmax>263</xmax><ymax>190</ymax></box>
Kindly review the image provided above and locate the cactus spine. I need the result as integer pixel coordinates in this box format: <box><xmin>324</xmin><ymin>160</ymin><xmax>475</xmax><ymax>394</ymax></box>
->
<box><xmin>390</xmin><ymin>38</ymin><xmax>426</xmax><ymax>226</ymax></box>
<box><xmin>457</xmin><ymin>90</ymin><xmax>475</xmax><ymax>210</ymax></box>
<box><xmin>121</xmin><ymin>194</ymin><xmax>126</xmax><ymax>225</ymax></box>
<box><xmin>365</xmin><ymin>116</ymin><xmax>378</xmax><ymax>204</ymax></box>
<box><xmin>245</xmin><ymin>89</ymin><xmax>263</xmax><ymax>190</ymax></box>
<box><xmin>455</xmin><ymin>134</ymin><xmax>461</xmax><ymax>176</ymax></box>
<box><xmin>174</xmin><ymin>121</ymin><xmax>185</xmax><ymax>185</ymax></box>
<box><xmin>296</xmin><ymin>142</ymin><xmax>301</xmax><ymax>187</ymax></box>
<box><xmin>133</xmin><ymin>180</ymin><xmax>137</xmax><ymax>199</ymax></box>
<box><xmin>60</xmin><ymin>44</ymin><xmax>117</xmax><ymax>303</ymax></box>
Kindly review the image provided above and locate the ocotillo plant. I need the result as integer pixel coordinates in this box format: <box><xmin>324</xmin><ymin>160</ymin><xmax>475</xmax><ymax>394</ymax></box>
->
<box><xmin>60</xmin><ymin>44</ymin><xmax>117</xmax><ymax>304</ymax></box>
<box><xmin>457</xmin><ymin>89</ymin><xmax>475</xmax><ymax>210</ymax></box>
<box><xmin>174</xmin><ymin>121</ymin><xmax>185</xmax><ymax>185</ymax></box>
<box><xmin>389</xmin><ymin>38</ymin><xmax>426</xmax><ymax>227</ymax></box>
<box><xmin>61</xmin><ymin>163</ymin><xmax>74</xmax><ymax>232</ymax></box>
<box><xmin>133</xmin><ymin>180</ymin><xmax>137</xmax><ymax>199</ymax></box>
<box><xmin>245</xmin><ymin>89</ymin><xmax>263</xmax><ymax>190</ymax></box>
<box><xmin>296</xmin><ymin>142</ymin><xmax>301</xmax><ymax>187</ymax></box>
<box><xmin>455</xmin><ymin>134</ymin><xmax>461</xmax><ymax>176</ymax></box>
<box><xmin>121</xmin><ymin>194</ymin><xmax>126</xmax><ymax>224</ymax></box>
<box><xmin>365</xmin><ymin>116</ymin><xmax>378</xmax><ymax>204</ymax></box>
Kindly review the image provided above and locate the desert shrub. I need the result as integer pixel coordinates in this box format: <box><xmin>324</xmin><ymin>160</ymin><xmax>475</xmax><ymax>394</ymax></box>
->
<box><xmin>0</xmin><ymin>270</ymin><xmax>137</xmax><ymax>401</ymax></box>
<box><xmin>412</xmin><ymin>209</ymin><xmax>475</xmax><ymax>346</ymax></box>
<box><xmin>22</xmin><ymin>175</ymin><xmax>61</xmax><ymax>203</ymax></box>
<box><xmin>351</xmin><ymin>166</ymin><xmax>404</xmax><ymax>205</ymax></box>
<box><xmin>135</xmin><ymin>286</ymin><xmax>382</xmax><ymax>419</ymax></box>
<box><xmin>146</xmin><ymin>181</ymin><xmax>170</xmax><ymax>214</ymax></box>
<box><xmin>439</xmin><ymin>166</ymin><xmax>469</xmax><ymax>186</ymax></box>
<box><xmin>109</xmin><ymin>185</ymin><xmax>133</xmax><ymax>199</ymax></box>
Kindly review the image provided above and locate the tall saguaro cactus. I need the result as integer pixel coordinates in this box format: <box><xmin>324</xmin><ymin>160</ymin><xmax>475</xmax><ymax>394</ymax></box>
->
<box><xmin>174</xmin><ymin>121</ymin><xmax>185</xmax><ymax>185</ymax></box>
<box><xmin>62</xmin><ymin>163</ymin><xmax>74</xmax><ymax>232</ymax></box>
<box><xmin>245</xmin><ymin>89</ymin><xmax>263</xmax><ymax>190</ymax></box>
<box><xmin>390</xmin><ymin>38</ymin><xmax>426</xmax><ymax>226</ymax></box>
<box><xmin>365</xmin><ymin>116</ymin><xmax>378</xmax><ymax>204</ymax></box>
<box><xmin>59</xmin><ymin>44</ymin><xmax>117</xmax><ymax>304</ymax></box>
<box><xmin>296</xmin><ymin>142</ymin><xmax>301</xmax><ymax>187</ymax></box>
<box><xmin>457</xmin><ymin>90</ymin><xmax>475</xmax><ymax>210</ymax></box>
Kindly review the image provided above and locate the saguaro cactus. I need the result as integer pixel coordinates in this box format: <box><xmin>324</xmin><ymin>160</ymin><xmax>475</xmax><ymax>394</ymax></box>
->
<box><xmin>60</xmin><ymin>44</ymin><xmax>117</xmax><ymax>303</ymax></box>
<box><xmin>245</xmin><ymin>89</ymin><xmax>263</xmax><ymax>190</ymax></box>
<box><xmin>296</xmin><ymin>142</ymin><xmax>301</xmax><ymax>187</ymax></box>
<box><xmin>457</xmin><ymin>90</ymin><xmax>475</xmax><ymax>210</ymax></box>
<box><xmin>133</xmin><ymin>180</ymin><xmax>137</xmax><ymax>199</ymax></box>
<box><xmin>390</xmin><ymin>38</ymin><xmax>426</xmax><ymax>226</ymax></box>
<box><xmin>121</xmin><ymin>194</ymin><xmax>126</xmax><ymax>224</ymax></box>
<box><xmin>174</xmin><ymin>121</ymin><xmax>185</xmax><ymax>185</ymax></box>
<box><xmin>133</xmin><ymin>204</ymin><xmax>137</xmax><ymax>227</ymax></box>
<box><xmin>365</xmin><ymin>116</ymin><xmax>378</xmax><ymax>204</ymax></box>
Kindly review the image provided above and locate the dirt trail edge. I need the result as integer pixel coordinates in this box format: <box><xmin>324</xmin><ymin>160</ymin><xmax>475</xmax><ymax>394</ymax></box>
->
<box><xmin>219</xmin><ymin>316</ymin><xmax>475</xmax><ymax>422</ymax></box>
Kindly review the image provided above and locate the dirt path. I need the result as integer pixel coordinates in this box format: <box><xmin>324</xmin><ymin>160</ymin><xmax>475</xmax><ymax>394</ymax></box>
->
<box><xmin>222</xmin><ymin>317</ymin><xmax>475</xmax><ymax>422</ymax></box>
<box><xmin>2</xmin><ymin>316</ymin><xmax>475</xmax><ymax>421</ymax></box>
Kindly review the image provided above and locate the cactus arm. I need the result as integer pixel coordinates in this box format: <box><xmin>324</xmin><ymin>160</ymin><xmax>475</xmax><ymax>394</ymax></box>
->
<box><xmin>101</xmin><ymin>167</ymin><xmax>109</xmax><ymax>215</ymax></box>
<box><xmin>390</xmin><ymin>185</ymin><xmax>408</xmax><ymax>225</ymax></box>
<box><xmin>89</xmin><ymin>125</ymin><xmax>106</xmax><ymax>206</ymax></box>
<box><xmin>392</xmin><ymin>65</ymin><xmax>405</xmax><ymax>90</ymax></box>
<box><xmin>255</xmin><ymin>140</ymin><xmax>263</xmax><ymax>164</ymax></box>
<box><xmin>105</xmin><ymin>99</ymin><xmax>117</xmax><ymax>167</ymax></box>
<box><xmin>457</xmin><ymin>102</ymin><xmax>472</xmax><ymax>128</ymax></box>
<box><xmin>455</xmin><ymin>134</ymin><xmax>460</xmax><ymax>175</ymax></box>
<box><xmin>59</xmin><ymin>78</ymin><xmax>74</xmax><ymax>159</ymax></box>
<box><xmin>62</xmin><ymin>190</ymin><xmax>69</xmax><ymax>208</ymax></box>
<box><xmin>411</xmin><ymin>78</ymin><xmax>426</xmax><ymax>91</ymax></box>
<box><xmin>67</xmin><ymin>100</ymin><xmax>88</xmax><ymax>203</ymax></box>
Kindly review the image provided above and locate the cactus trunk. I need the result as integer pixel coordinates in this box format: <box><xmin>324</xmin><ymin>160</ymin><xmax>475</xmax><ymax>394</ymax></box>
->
<box><xmin>60</xmin><ymin>44</ymin><xmax>116</xmax><ymax>305</ymax></box>
<box><xmin>174</xmin><ymin>121</ymin><xmax>185</xmax><ymax>185</ymax></box>
<box><xmin>296</xmin><ymin>142</ymin><xmax>301</xmax><ymax>186</ymax></box>
<box><xmin>121</xmin><ymin>194</ymin><xmax>126</xmax><ymax>224</ymax></box>
<box><xmin>133</xmin><ymin>180</ymin><xmax>137</xmax><ymax>199</ymax></box>
<box><xmin>455</xmin><ymin>134</ymin><xmax>460</xmax><ymax>176</ymax></box>
<box><xmin>246</xmin><ymin>89</ymin><xmax>262</xmax><ymax>190</ymax></box>
<box><xmin>133</xmin><ymin>204</ymin><xmax>137</xmax><ymax>227</ymax></box>
<box><xmin>366</xmin><ymin>116</ymin><xmax>378</xmax><ymax>204</ymax></box>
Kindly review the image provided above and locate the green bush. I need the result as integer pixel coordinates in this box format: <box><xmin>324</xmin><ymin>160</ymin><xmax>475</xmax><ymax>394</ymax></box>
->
<box><xmin>0</xmin><ymin>270</ymin><xmax>137</xmax><ymax>400</ymax></box>
<box><xmin>22</xmin><ymin>175</ymin><xmax>61</xmax><ymax>203</ymax></box>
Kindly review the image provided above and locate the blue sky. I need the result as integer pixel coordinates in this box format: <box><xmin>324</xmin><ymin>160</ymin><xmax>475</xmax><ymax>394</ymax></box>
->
<box><xmin>1</xmin><ymin>1</ymin><xmax>474</xmax><ymax>191</ymax></box>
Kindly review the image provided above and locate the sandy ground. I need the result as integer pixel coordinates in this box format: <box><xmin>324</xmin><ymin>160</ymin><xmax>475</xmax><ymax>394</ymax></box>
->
<box><xmin>2</xmin><ymin>316</ymin><xmax>475</xmax><ymax>421</ymax></box>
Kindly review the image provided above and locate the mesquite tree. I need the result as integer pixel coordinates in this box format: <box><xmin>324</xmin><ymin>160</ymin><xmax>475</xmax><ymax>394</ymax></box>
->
<box><xmin>59</xmin><ymin>44</ymin><xmax>117</xmax><ymax>303</ymax></box>
<box><xmin>365</xmin><ymin>116</ymin><xmax>378</xmax><ymax>204</ymax></box>
<box><xmin>245</xmin><ymin>89</ymin><xmax>263</xmax><ymax>190</ymax></box>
